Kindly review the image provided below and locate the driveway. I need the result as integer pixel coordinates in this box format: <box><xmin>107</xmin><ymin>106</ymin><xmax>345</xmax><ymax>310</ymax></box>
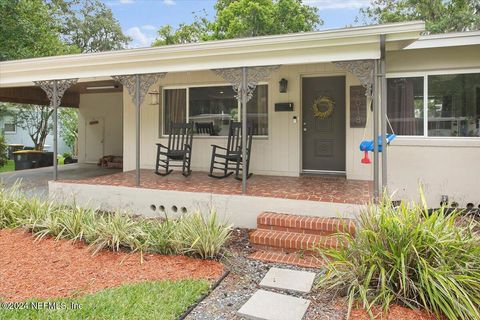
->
<box><xmin>0</xmin><ymin>163</ymin><xmax>121</xmax><ymax>198</ymax></box>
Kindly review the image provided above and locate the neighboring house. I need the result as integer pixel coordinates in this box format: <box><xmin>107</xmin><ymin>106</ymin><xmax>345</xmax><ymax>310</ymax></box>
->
<box><xmin>0</xmin><ymin>21</ymin><xmax>479</xmax><ymax>227</ymax></box>
<box><xmin>0</xmin><ymin>107</ymin><xmax>69</xmax><ymax>155</ymax></box>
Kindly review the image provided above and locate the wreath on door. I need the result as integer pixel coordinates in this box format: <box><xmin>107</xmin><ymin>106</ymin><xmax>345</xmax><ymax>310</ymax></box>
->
<box><xmin>312</xmin><ymin>96</ymin><xmax>335</xmax><ymax>119</ymax></box>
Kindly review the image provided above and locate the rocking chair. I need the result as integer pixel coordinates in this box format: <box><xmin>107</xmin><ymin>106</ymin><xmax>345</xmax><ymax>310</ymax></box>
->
<box><xmin>155</xmin><ymin>122</ymin><xmax>194</xmax><ymax>176</ymax></box>
<box><xmin>208</xmin><ymin>121</ymin><xmax>253</xmax><ymax>180</ymax></box>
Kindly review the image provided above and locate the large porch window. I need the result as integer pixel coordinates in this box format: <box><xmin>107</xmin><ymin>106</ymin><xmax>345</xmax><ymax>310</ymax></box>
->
<box><xmin>387</xmin><ymin>72</ymin><xmax>480</xmax><ymax>137</ymax></box>
<box><xmin>162</xmin><ymin>84</ymin><xmax>268</xmax><ymax>136</ymax></box>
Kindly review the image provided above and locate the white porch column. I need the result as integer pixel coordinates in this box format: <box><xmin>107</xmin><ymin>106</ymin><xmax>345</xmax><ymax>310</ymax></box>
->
<box><xmin>379</xmin><ymin>34</ymin><xmax>388</xmax><ymax>191</ymax></box>
<box><xmin>112</xmin><ymin>73</ymin><xmax>166</xmax><ymax>187</ymax></box>
<box><xmin>35</xmin><ymin>78</ymin><xmax>78</xmax><ymax>181</ymax></box>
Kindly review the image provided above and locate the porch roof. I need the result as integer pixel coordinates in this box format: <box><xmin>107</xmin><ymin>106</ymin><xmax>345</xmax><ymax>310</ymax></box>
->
<box><xmin>0</xmin><ymin>21</ymin><xmax>425</xmax><ymax>88</ymax></box>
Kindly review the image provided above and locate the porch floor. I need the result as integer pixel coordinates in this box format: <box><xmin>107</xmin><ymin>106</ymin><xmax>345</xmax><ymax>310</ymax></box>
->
<box><xmin>64</xmin><ymin>170</ymin><xmax>373</xmax><ymax>205</ymax></box>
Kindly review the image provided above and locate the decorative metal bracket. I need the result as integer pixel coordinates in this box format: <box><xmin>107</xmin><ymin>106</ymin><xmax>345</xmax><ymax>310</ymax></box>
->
<box><xmin>112</xmin><ymin>73</ymin><xmax>167</xmax><ymax>106</ymax></box>
<box><xmin>34</xmin><ymin>79</ymin><xmax>78</xmax><ymax>106</ymax></box>
<box><xmin>334</xmin><ymin>60</ymin><xmax>374</xmax><ymax>97</ymax></box>
<box><xmin>212</xmin><ymin>66</ymin><xmax>280</xmax><ymax>102</ymax></box>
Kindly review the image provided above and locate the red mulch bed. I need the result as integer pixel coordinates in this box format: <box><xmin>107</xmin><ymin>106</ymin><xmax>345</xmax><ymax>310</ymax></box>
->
<box><xmin>351</xmin><ymin>304</ymin><xmax>439</xmax><ymax>320</ymax></box>
<box><xmin>0</xmin><ymin>229</ymin><xmax>224</xmax><ymax>302</ymax></box>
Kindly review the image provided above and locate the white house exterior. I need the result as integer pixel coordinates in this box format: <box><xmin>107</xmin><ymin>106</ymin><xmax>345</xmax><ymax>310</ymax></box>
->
<box><xmin>1</xmin><ymin>22</ymin><xmax>479</xmax><ymax>225</ymax></box>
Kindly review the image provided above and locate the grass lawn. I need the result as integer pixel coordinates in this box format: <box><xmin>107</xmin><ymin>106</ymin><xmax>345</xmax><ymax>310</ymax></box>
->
<box><xmin>0</xmin><ymin>279</ymin><xmax>209</xmax><ymax>320</ymax></box>
<box><xmin>0</xmin><ymin>160</ymin><xmax>14</xmax><ymax>173</ymax></box>
<box><xmin>0</xmin><ymin>157</ymin><xmax>65</xmax><ymax>173</ymax></box>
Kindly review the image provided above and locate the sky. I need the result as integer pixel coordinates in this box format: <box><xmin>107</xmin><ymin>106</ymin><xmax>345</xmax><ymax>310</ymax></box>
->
<box><xmin>104</xmin><ymin>0</ymin><xmax>372</xmax><ymax>48</ymax></box>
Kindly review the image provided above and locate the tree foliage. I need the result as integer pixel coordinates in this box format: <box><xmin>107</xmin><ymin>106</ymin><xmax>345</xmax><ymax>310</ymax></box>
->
<box><xmin>153</xmin><ymin>0</ymin><xmax>322</xmax><ymax>46</ymax></box>
<box><xmin>0</xmin><ymin>134</ymin><xmax>8</xmax><ymax>168</ymax></box>
<box><xmin>58</xmin><ymin>108</ymin><xmax>79</xmax><ymax>154</ymax></box>
<box><xmin>50</xmin><ymin>0</ymin><xmax>131</xmax><ymax>53</ymax></box>
<box><xmin>0</xmin><ymin>0</ymin><xmax>76</xmax><ymax>61</ymax></box>
<box><xmin>361</xmin><ymin>0</ymin><xmax>480</xmax><ymax>33</ymax></box>
<box><xmin>15</xmin><ymin>105</ymin><xmax>54</xmax><ymax>150</ymax></box>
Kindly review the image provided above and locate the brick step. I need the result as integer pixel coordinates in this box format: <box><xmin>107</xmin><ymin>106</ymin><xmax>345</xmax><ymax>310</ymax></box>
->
<box><xmin>248</xmin><ymin>250</ymin><xmax>323</xmax><ymax>269</ymax></box>
<box><xmin>257</xmin><ymin>212</ymin><xmax>355</xmax><ymax>236</ymax></box>
<box><xmin>249</xmin><ymin>229</ymin><xmax>341</xmax><ymax>252</ymax></box>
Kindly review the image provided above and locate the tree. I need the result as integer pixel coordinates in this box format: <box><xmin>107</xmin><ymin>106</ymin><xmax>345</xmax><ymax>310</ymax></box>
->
<box><xmin>50</xmin><ymin>0</ymin><xmax>131</xmax><ymax>52</ymax></box>
<box><xmin>59</xmin><ymin>108</ymin><xmax>79</xmax><ymax>155</ymax></box>
<box><xmin>15</xmin><ymin>105</ymin><xmax>54</xmax><ymax>150</ymax></box>
<box><xmin>361</xmin><ymin>0</ymin><xmax>480</xmax><ymax>33</ymax></box>
<box><xmin>152</xmin><ymin>0</ymin><xmax>322</xmax><ymax>46</ymax></box>
<box><xmin>0</xmin><ymin>0</ymin><xmax>76</xmax><ymax>61</ymax></box>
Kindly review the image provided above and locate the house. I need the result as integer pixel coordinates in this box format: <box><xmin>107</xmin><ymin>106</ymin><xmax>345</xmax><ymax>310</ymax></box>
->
<box><xmin>0</xmin><ymin>21</ymin><xmax>478</xmax><ymax>227</ymax></box>
<box><xmin>0</xmin><ymin>106</ymin><xmax>70</xmax><ymax>155</ymax></box>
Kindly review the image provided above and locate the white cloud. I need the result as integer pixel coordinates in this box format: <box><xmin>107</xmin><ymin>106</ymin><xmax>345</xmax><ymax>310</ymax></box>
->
<box><xmin>126</xmin><ymin>27</ymin><xmax>156</xmax><ymax>48</ymax></box>
<box><xmin>163</xmin><ymin>0</ymin><xmax>176</xmax><ymax>5</ymax></box>
<box><xmin>305</xmin><ymin>0</ymin><xmax>370</xmax><ymax>10</ymax></box>
<box><xmin>119</xmin><ymin>0</ymin><xmax>135</xmax><ymax>4</ymax></box>
<box><xmin>141</xmin><ymin>25</ymin><xmax>157</xmax><ymax>31</ymax></box>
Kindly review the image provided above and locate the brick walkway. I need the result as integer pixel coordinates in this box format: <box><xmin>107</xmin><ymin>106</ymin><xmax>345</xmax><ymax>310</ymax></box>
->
<box><xmin>63</xmin><ymin>170</ymin><xmax>373</xmax><ymax>205</ymax></box>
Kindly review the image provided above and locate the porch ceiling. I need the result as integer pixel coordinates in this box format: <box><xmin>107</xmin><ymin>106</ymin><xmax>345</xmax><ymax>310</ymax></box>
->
<box><xmin>0</xmin><ymin>21</ymin><xmax>425</xmax><ymax>88</ymax></box>
<box><xmin>0</xmin><ymin>80</ymin><xmax>122</xmax><ymax>108</ymax></box>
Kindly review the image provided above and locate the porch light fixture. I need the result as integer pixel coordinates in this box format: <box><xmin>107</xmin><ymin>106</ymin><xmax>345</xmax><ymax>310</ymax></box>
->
<box><xmin>149</xmin><ymin>88</ymin><xmax>160</xmax><ymax>105</ymax></box>
<box><xmin>279</xmin><ymin>78</ymin><xmax>288</xmax><ymax>93</ymax></box>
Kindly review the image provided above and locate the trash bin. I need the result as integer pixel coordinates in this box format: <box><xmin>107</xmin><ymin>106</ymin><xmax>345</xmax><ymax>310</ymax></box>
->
<box><xmin>13</xmin><ymin>150</ymin><xmax>43</xmax><ymax>171</ymax></box>
<box><xmin>40</xmin><ymin>152</ymin><xmax>54</xmax><ymax>167</ymax></box>
<box><xmin>7</xmin><ymin>144</ymin><xmax>24</xmax><ymax>160</ymax></box>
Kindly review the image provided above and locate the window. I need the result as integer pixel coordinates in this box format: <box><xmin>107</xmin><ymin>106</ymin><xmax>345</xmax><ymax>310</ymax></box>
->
<box><xmin>162</xmin><ymin>84</ymin><xmax>268</xmax><ymax>136</ymax></box>
<box><xmin>387</xmin><ymin>77</ymin><xmax>424</xmax><ymax>136</ymax></box>
<box><xmin>387</xmin><ymin>72</ymin><xmax>480</xmax><ymax>137</ymax></box>
<box><xmin>3</xmin><ymin>116</ymin><xmax>16</xmax><ymax>134</ymax></box>
<box><xmin>428</xmin><ymin>73</ymin><xmax>480</xmax><ymax>137</ymax></box>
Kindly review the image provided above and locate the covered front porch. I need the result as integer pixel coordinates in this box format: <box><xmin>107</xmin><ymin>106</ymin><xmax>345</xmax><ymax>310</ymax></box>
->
<box><xmin>50</xmin><ymin>170</ymin><xmax>372</xmax><ymax>228</ymax></box>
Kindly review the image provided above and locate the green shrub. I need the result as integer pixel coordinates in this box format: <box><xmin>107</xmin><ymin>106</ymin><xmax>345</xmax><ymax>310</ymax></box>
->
<box><xmin>86</xmin><ymin>211</ymin><xmax>144</xmax><ymax>255</ymax></box>
<box><xmin>0</xmin><ymin>134</ymin><xmax>8</xmax><ymax>168</ymax></box>
<box><xmin>173</xmin><ymin>209</ymin><xmax>232</xmax><ymax>259</ymax></box>
<box><xmin>140</xmin><ymin>218</ymin><xmax>176</xmax><ymax>254</ymax></box>
<box><xmin>316</xmin><ymin>193</ymin><xmax>480</xmax><ymax>320</ymax></box>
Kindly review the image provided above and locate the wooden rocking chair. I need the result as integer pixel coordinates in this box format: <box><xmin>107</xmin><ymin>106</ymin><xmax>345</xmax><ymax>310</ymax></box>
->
<box><xmin>208</xmin><ymin>121</ymin><xmax>253</xmax><ymax>180</ymax></box>
<box><xmin>155</xmin><ymin>122</ymin><xmax>194</xmax><ymax>176</ymax></box>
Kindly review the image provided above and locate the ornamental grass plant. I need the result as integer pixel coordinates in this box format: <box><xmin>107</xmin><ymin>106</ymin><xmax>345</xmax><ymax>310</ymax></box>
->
<box><xmin>316</xmin><ymin>192</ymin><xmax>480</xmax><ymax>320</ymax></box>
<box><xmin>0</xmin><ymin>186</ymin><xmax>231</xmax><ymax>259</ymax></box>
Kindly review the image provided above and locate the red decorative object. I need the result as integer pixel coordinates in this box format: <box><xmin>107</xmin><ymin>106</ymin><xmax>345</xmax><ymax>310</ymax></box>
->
<box><xmin>361</xmin><ymin>151</ymin><xmax>371</xmax><ymax>164</ymax></box>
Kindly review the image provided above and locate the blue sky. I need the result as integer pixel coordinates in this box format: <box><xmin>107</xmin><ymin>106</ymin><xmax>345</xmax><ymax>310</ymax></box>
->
<box><xmin>104</xmin><ymin>0</ymin><xmax>372</xmax><ymax>48</ymax></box>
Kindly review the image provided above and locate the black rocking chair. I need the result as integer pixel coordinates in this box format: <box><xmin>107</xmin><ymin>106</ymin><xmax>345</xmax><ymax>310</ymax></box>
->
<box><xmin>208</xmin><ymin>121</ymin><xmax>253</xmax><ymax>180</ymax></box>
<box><xmin>155</xmin><ymin>122</ymin><xmax>194</xmax><ymax>176</ymax></box>
<box><xmin>195</xmin><ymin>122</ymin><xmax>215</xmax><ymax>136</ymax></box>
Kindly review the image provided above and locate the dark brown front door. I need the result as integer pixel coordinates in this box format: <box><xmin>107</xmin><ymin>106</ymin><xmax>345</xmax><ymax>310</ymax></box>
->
<box><xmin>302</xmin><ymin>76</ymin><xmax>346</xmax><ymax>172</ymax></box>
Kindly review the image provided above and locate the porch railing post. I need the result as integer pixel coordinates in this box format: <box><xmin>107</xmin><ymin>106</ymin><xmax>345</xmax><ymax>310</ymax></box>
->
<box><xmin>53</xmin><ymin>80</ymin><xmax>58</xmax><ymax>181</ymax></box>
<box><xmin>135</xmin><ymin>74</ymin><xmax>141</xmax><ymax>187</ymax></box>
<box><xmin>241</xmin><ymin>67</ymin><xmax>248</xmax><ymax>194</ymax></box>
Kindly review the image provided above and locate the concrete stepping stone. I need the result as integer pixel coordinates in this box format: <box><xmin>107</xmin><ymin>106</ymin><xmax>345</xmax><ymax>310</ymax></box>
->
<box><xmin>259</xmin><ymin>267</ymin><xmax>316</xmax><ymax>293</ymax></box>
<box><xmin>238</xmin><ymin>289</ymin><xmax>310</xmax><ymax>320</ymax></box>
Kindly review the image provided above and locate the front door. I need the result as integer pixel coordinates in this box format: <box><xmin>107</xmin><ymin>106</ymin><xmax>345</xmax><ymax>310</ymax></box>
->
<box><xmin>85</xmin><ymin>118</ymin><xmax>104</xmax><ymax>163</ymax></box>
<box><xmin>302</xmin><ymin>76</ymin><xmax>346</xmax><ymax>172</ymax></box>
